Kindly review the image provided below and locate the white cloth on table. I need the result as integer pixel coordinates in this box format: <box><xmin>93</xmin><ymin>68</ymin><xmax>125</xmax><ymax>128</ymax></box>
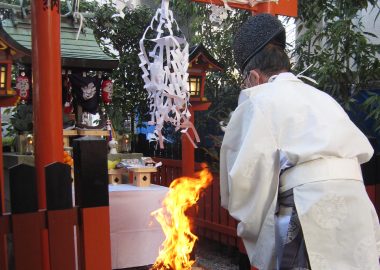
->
<box><xmin>109</xmin><ymin>184</ymin><xmax>168</xmax><ymax>269</ymax></box>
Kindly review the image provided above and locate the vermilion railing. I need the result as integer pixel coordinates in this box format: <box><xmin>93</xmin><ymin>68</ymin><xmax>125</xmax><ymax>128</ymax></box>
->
<box><xmin>0</xmin><ymin>139</ymin><xmax>112</xmax><ymax>270</ymax></box>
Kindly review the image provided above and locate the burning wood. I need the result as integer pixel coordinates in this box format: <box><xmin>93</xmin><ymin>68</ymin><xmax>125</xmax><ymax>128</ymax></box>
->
<box><xmin>150</xmin><ymin>168</ymin><xmax>213</xmax><ymax>270</ymax></box>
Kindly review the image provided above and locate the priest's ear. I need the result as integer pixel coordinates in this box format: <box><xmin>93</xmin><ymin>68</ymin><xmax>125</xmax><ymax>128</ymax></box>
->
<box><xmin>249</xmin><ymin>69</ymin><xmax>270</xmax><ymax>85</ymax></box>
<box><xmin>250</xmin><ymin>70</ymin><xmax>260</xmax><ymax>86</ymax></box>
<box><xmin>246</xmin><ymin>69</ymin><xmax>262</xmax><ymax>86</ymax></box>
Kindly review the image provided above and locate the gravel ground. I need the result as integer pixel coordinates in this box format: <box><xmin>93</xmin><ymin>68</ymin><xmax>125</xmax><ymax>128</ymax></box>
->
<box><xmin>120</xmin><ymin>238</ymin><xmax>240</xmax><ymax>270</ymax></box>
<box><xmin>194</xmin><ymin>238</ymin><xmax>240</xmax><ymax>270</ymax></box>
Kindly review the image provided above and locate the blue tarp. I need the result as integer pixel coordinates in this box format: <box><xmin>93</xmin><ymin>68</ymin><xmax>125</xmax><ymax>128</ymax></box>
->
<box><xmin>136</xmin><ymin>123</ymin><xmax>155</xmax><ymax>137</ymax></box>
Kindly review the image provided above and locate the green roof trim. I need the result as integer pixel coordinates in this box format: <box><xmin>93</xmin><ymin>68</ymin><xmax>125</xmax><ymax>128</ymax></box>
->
<box><xmin>0</xmin><ymin>17</ymin><xmax>118</xmax><ymax>70</ymax></box>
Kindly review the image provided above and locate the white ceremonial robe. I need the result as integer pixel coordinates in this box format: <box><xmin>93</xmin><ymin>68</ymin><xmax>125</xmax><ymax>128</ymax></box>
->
<box><xmin>220</xmin><ymin>72</ymin><xmax>380</xmax><ymax>270</ymax></box>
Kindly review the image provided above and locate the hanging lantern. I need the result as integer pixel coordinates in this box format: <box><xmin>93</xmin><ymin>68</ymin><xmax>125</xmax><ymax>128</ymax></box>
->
<box><xmin>101</xmin><ymin>79</ymin><xmax>113</xmax><ymax>104</ymax></box>
<box><xmin>0</xmin><ymin>39</ymin><xmax>14</xmax><ymax>97</ymax></box>
<box><xmin>15</xmin><ymin>73</ymin><xmax>30</xmax><ymax>102</ymax></box>
<box><xmin>188</xmin><ymin>75</ymin><xmax>202</xmax><ymax>97</ymax></box>
<box><xmin>0</xmin><ymin>62</ymin><xmax>9</xmax><ymax>96</ymax></box>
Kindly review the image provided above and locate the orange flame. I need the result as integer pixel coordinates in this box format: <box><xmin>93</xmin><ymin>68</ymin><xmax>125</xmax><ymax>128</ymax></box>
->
<box><xmin>150</xmin><ymin>167</ymin><xmax>213</xmax><ymax>270</ymax></box>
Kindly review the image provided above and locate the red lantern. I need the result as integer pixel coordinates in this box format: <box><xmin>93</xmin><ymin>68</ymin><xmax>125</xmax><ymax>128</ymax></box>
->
<box><xmin>101</xmin><ymin>79</ymin><xmax>113</xmax><ymax>104</ymax></box>
<box><xmin>63</xmin><ymin>91</ymin><xmax>73</xmax><ymax>114</ymax></box>
<box><xmin>15</xmin><ymin>75</ymin><xmax>30</xmax><ymax>101</ymax></box>
<box><xmin>63</xmin><ymin>75</ymin><xmax>73</xmax><ymax>114</ymax></box>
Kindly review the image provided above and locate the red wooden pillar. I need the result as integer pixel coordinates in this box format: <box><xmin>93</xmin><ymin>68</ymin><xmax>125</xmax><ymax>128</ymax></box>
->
<box><xmin>0</xmin><ymin>113</ymin><xmax>6</xmax><ymax>270</ymax></box>
<box><xmin>181</xmin><ymin>107</ymin><xmax>195</xmax><ymax>177</ymax></box>
<box><xmin>0</xmin><ymin>57</ymin><xmax>13</xmax><ymax>212</ymax></box>
<box><xmin>31</xmin><ymin>0</ymin><xmax>63</xmax><ymax>208</ymax></box>
<box><xmin>251</xmin><ymin>2</ymin><xmax>273</xmax><ymax>14</ymax></box>
<box><xmin>181</xmin><ymin>101</ymin><xmax>211</xmax><ymax>177</ymax></box>
<box><xmin>0</xmin><ymin>114</ymin><xmax>4</xmax><ymax>214</ymax></box>
<box><xmin>31</xmin><ymin>1</ymin><xmax>63</xmax><ymax>270</ymax></box>
<box><xmin>0</xmin><ymin>95</ymin><xmax>19</xmax><ymax>270</ymax></box>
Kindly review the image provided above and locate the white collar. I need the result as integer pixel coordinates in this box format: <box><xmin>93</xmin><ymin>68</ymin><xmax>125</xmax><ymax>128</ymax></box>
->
<box><xmin>269</xmin><ymin>72</ymin><xmax>317</xmax><ymax>85</ymax></box>
<box><xmin>238</xmin><ymin>72</ymin><xmax>318</xmax><ymax>105</ymax></box>
<box><xmin>268</xmin><ymin>72</ymin><xmax>300</xmax><ymax>83</ymax></box>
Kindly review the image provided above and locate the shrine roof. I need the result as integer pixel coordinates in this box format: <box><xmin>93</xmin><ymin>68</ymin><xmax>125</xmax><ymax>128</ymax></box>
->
<box><xmin>0</xmin><ymin>16</ymin><xmax>118</xmax><ymax>70</ymax></box>
<box><xmin>189</xmin><ymin>43</ymin><xmax>224</xmax><ymax>72</ymax></box>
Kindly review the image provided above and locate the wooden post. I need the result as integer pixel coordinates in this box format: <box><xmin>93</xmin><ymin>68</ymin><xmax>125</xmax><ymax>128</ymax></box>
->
<box><xmin>9</xmin><ymin>164</ymin><xmax>46</xmax><ymax>270</ymax></box>
<box><xmin>0</xmin><ymin>114</ymin><xmax>4</xmax><ymax>214</ymax></box>
<box><xmin>0</xmin><ymin>215</ymin><xmax>10</xmax><ymax>270</ymax></box>
<box><xmin>31</xmin><ymin>0</ymin><xmax>63</xmax><ymax>208</ymax></box>
<box><xmin>73</xmin><ymin>138</ymin><xmax>112</xmax><ymax>270</ymax></box>
<box><xmin>46</xmin><ymin>162</ymin><xmax>77</xmax><ymax>270</ymax></box>
<box><xmin>181</xmin><ymin>107</ymin><xmax>195</xmax><ymax>177</ymax></box>
<box><xmin>31</xmin><ymin>2</ymin><xmax>62</xmax><ymax>268</ymax></box>
<box><xmin>0</xmin><ymin>112</ymin><xmax>7</xmax><ymax>270</ymax></box>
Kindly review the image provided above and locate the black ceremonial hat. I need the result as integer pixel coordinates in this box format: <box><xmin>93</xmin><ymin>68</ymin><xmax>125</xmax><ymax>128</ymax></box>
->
<box><xmin>233</xmin><ymin>14</ymin><xmax>286</xmax><ymax>73</ymax></box>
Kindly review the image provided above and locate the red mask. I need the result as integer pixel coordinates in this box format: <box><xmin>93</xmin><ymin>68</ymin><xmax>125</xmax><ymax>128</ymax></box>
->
<box><xmin>101</xmin><ymin>80</ymin><xmax>113</xmax><ymax>104</ymax></box>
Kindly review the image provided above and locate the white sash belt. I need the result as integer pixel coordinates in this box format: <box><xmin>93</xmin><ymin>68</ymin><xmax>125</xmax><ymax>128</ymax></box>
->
<box><xmin>279</xmin><ymin>157</ymin><xmax>363</xmax><ymax>193</ymax></box>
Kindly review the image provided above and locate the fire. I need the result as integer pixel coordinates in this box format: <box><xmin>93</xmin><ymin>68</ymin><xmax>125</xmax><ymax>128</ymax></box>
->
<box><xmin>150</xmin><ymin>167</ymin><xmax>213</xmax><ymax>270</ymax></box>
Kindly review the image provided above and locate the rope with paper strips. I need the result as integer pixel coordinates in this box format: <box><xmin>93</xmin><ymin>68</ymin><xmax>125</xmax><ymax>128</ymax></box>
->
<box><xmin>224</xmin><ymin>0</ymin><xmax>278</xmax><ymax>6</ymax></box>
<box><xmin>209</xmin><ymin>0</ymin><xmax>279</xmax><ymax>24</ymax></box>
<box><xmin>138</xmin><ymin>0</ymin><xmax>200</xmax><ymax>149</ymax></box>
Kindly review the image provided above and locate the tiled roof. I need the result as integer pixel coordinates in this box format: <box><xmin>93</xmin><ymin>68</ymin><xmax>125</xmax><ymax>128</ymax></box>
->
<box><xmin>0</xmin><ymin>16</ymin><xmax>118</xmax><ymax>70</ymax></box>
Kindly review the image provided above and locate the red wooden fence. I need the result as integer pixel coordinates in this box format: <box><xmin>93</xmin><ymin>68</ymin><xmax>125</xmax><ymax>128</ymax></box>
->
<box><xmin>0</xmin><ymin>139</ymin><xmax>112</xmax><ymax>270</ymax></box>
<box><xmin>0</xmin><ymin>163</ymin><xmax>80</xmax><ymax>270</ymax></box>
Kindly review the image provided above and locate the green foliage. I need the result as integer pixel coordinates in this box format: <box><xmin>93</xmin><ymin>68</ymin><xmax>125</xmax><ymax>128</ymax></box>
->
<box><xmin>60</xmin><ymin>0</ymin><xmax>99</xmax><ymax>14</ymax></box>
<box><xmin>88</xmin><ymin>3</ymin><xmax>153</xmax><ymax>134</ymax></box>
<box><xmin>171</xmin><ymin>2</ymin><xmax>249</xmax><ymax>85</ymax></box>
<box><xmin>0</xmin><ymin>0</ymin><xmax>22</xmax><ymax>4</ymax></box>
<box><xmin>361</xmin><ymin>93</ymin><xmax>380</xmax><ymax>134</ymax></box>
<box><xmin>9</xmin><ymin>104</ymin><xmax>33</xmax><ymax>134</ymax></box>
<box><xmin>295</xmin><ymin>0</ymin><xmax>380</xmax><ymax>106</ymax></box>
<box><xmin>2</xmin><ymin>136</ymin><xmax>14</xmax><ymax>147</ymax></box>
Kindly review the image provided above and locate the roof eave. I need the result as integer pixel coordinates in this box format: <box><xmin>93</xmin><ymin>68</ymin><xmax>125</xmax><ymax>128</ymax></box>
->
<box><xmin>61</xmin><ymin>57</ymin><xmax>118</xmax><ymax>71</ymax></box>
<box><xmin>0</xmin><ymin>25</ymin><xmax>30</xmax><ymax>58</ymax></box>
<box><xmin>189</xmin><ymin>43</ymin><xmax>224</xmax><ymax>72</ymax></box>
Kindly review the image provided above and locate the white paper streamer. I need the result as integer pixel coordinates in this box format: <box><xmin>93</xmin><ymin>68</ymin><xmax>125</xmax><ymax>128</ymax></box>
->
<box><xmin>73</xmin><ymin>11</ymin><xmax>84</xmax><ymax>40</ymax></box>
<box><xmin>210</xmin><ymin>0</ymin><xmax>279</xmax><ymax>24</ymax></box>
<box><xmin>224</xmin><ymin>0</ymin><xmax>279</xmax><ymax>7</ymax></box>
<box><xmin>210</xmin><ymin>4</ymin><xmax>229</xmax><ymax>25</ymax></box>
<box><xmin>112</xmin><ymin>0</ymin><xmax>134</xmax><ymax>19</ymax></box>
<box><xmin>139</xmin><ymin>0</ymin><xmax>200</xmax><ymax>149</ymax></box>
